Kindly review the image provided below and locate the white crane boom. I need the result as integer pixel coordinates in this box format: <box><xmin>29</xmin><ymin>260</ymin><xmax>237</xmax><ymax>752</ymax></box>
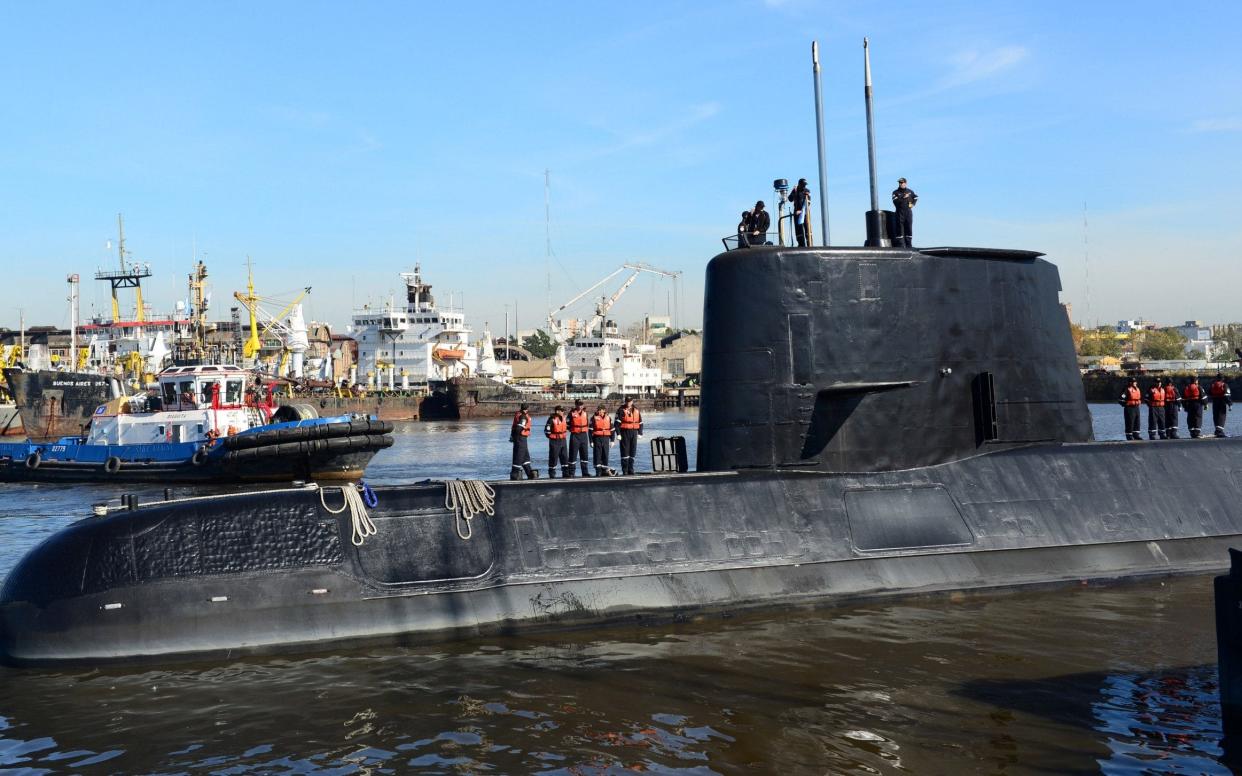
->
<box><xmin>547</xmin><ymin>262</ymin><xmax>682</xmax><ymax>342</ymax></box>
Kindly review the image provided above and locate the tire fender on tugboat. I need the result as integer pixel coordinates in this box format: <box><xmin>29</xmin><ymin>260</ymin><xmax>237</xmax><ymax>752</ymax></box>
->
<box><xmin>24</xmin><ymin>451</ymin><xmax>41</xmax><ymax>470</ymax></box>
<box><xmin>103</xmin><ymin>456</ymin><xmax>122</xmax><ymax>474</ymax></box>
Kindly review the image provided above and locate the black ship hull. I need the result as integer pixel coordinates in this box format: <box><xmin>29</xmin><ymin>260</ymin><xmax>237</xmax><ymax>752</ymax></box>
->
<box><xmin>3</xmin><ymin>437</ymin><xmax>1242</xmax><ymax>665</ymax></box>
<box><xmin>1</xmin><ymin>242</ymin><xmax>1222</xmax><ymax>664</ymax></box>
<box><xmin>3</xmin><ymin>369</ymin><xmax>117</xmax><ymax>441</ymax></box>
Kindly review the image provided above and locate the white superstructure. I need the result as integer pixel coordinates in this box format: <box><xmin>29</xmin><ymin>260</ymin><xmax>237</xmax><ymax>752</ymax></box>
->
<box><xmin>351</xmin><ymin>266</ymin><xmax>479</xmax><ymax>390</ymax></box>
<box><xmin>560</xmin><ymin>321</ymin><xmax>662</xmax><ymax>398</ymax></box>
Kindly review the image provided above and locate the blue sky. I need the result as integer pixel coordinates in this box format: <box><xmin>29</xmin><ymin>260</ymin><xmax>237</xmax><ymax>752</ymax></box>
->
<box><xmin>1</xmin><ymin>1</ymin><xmax>1239</xmax><ymax>335</ymax></box>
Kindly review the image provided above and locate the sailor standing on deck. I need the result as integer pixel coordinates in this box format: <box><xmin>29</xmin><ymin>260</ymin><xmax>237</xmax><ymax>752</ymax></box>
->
<box><xmin>544</xmin><ymin>406</ymin><xmax>571</xmax><ymax>478</ymax></box>
<box><xmin>509</xmin><ymin>403</ymin><xmax>537</xmax><ymax>480</ymax></box>
<box><xmin>615</xmin><ymin>397</ymin><xmax>643</xmax><ymax>475</ymax></box>
<box><xmin>591</xmin><ymin>405</ymin><xmax>615</xmax><ymax>476</ymax></box>
<box><xmin>1163</xmin><ymin>379</ymin><xmax>1181</xmax><ymax>439</ymax></box>
<box><xmin>1210</xmin><ymin>373</ymin><xmax>1233</xmax><ymax>437</ymax></box>
<box><xmin>567</xmin><ymin>399</ymin><xmax>591</xmax><ymax>477</ymax></box>
<box><xmin>1144</xmin><ymin>378</ymin><xmax>1167</xmax><ymax>440</ymax></box>
<box><xmin>749</xmin><ymin>201</ymin><xmax>771</xmax><ymax>246</ymax></box>
<box><xmin>1183</xmin><ymin>378</ymin><xmax>1206</xmax><ymax>438</ymax></box>
<box><xmin>1119</xmin><ymin>377</ymin><xmax>1143</xmax><ymax>440</ymax></box>
<box><xmin>891</xmin><ymin>178</ymin><xmax>917</xmax><ymax>248</ymax></box>
<box><xmin>791</xmin><ymin>179</ymin><xmax>812</xmax><ymax>247</ymax></box>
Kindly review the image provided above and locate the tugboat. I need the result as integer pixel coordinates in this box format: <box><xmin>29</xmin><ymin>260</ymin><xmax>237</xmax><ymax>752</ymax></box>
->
<box><xmin>0</xmin><ymin>364</ymin><xmax>393</xmax><ymax>483</ymax></box>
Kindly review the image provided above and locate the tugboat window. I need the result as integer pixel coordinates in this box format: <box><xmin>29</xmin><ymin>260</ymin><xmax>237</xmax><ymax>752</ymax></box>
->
<box><xmin>162</xmin><ymin>383</ymin><xmax>177</xmax><ymax>406</ymax></box>
<box><xmin>226</xmin><ymin>380</ymin><xmax>243</xmax><ymax>404</ymax></box>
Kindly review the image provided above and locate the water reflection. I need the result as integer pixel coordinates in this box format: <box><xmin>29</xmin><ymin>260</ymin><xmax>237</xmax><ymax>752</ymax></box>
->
<box><xmin>0</xmin><ymin>577</ymin><xmax>1228</xmax><ymax>774</ymax></box>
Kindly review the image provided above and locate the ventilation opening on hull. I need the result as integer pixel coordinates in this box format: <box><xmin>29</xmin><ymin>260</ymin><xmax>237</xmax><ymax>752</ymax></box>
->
<box><xmin>972</xmin><ymin>371</ymin><xmax>998</xmax><ymax>445</ymax></box>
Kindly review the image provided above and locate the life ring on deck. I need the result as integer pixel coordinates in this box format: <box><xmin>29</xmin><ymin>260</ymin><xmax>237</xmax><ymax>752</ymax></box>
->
<box><xmin>25</xmin><ymin>451</ymin><xmax>42</xmax><ymax>470</ymax></box>
<box><xmin>104</xmin><ymin>456</ymin><xmax>122</xmax><ymax>474</ymax></box>
<box><xmin>191</xmin><ymin>448</ymin><xmax>210</xmax><ymax>466</ymax></box>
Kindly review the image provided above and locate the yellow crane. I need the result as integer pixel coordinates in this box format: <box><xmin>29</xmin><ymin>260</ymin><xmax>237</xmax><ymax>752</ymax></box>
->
<box><xmin>232</xmin><ymin>259</ymin><xmax>311</xmax><ymax>366</ymax></box>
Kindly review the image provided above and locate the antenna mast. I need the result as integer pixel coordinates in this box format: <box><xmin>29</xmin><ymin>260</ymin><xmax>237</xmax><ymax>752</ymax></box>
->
<box><xmin>862</xmin><ymin>37</ymin><xmax>891</xmax><ymax>247</ymax></box>
<box><xmin>811</xmin><ymin>41</ymin><xmax>831</xmax><ymax>246</ymax></box>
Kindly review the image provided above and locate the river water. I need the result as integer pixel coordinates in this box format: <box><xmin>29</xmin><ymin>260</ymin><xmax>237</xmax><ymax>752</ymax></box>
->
<box><xmin>2</xmin><ymin>406</ymin><xmax>1240</xmax><ymax>774</ymax></box>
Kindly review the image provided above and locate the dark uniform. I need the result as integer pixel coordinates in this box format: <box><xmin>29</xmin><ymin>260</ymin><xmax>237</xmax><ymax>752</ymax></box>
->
<box><xmin>590</xmin><ymin>408</ymin><xmax>615</xmax><ymax>476</ymax></box>
<box><xmin>750</xmin><ymin>201</ymin><xmax>771</xmax><ymax>245</ymax></box>
<box><xmin>1144</xmin><ymin>382</ymin><xmax>1167</xmax><ymax>439</ymax></box>
<box><xmin>737</xmin><ymin>211</ymin><xmax>752</xmax><ymax>249</ymax></box>
<box><xmin>616</xmin><ymin>402</ymin><xmax>643</xmax><ymax>475</ymax></box>
<box><xmin>1163</xmin><ymin>382</ymin><xmax>1180</xmax><ymax>439</ymax></box>
<box><xmin>509</xmin><ymin>408</ymin><xmax>536</xmax><ymax>479</ymax></box>
<box><xmin>891</xmin><ymin>179</ymin><xmax>917</xmax><ymax>248</ymax></box>
<box><xmin>1183</xmin><ymin>381</ymin><xmax>1205</xmax><ymax>438</ymax></box>
<box><xmin>791</xmin><ymin>180</ymin><xmax>811</xmax><ymax>247</ymax></box>
<box><xmin>1210</xmin><ymin>376</ymin><xmax>1232</xmax><ymax>437</ymax></box>
<box><xmin>567</xmin><ymin>404</ymin><xmax>591</xmax><ymax>477</ymax></box>
<box><xmin>1120</xmin><ymin>381</ymin><xmax>1142</xmax><ymax>440</ymax></box>
<box><xmin>544</xmin><ymin>411</ymin><xmax>570</xmax><ymax>478</ymax></box>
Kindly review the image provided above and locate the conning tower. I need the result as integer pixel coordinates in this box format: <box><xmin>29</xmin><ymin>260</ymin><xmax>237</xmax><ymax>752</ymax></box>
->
<box><xmin>696</xmin><ymin>246</ymin><xmax>1093</xmax><ymax>472</ymax></box>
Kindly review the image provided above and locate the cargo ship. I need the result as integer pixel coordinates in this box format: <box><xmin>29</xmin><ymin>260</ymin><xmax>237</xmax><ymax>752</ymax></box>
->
<box><xmin>3</xmin><ymin>368</ymin><xmax>121</xmax><ymax>441</ymax></box>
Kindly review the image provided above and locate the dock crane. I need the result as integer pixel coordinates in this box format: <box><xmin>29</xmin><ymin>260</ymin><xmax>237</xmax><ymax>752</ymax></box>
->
<box><xmin>232</xmin><ymin>260</ymin><xmax>312</xmax><ymax>378</ymax></box>
<box><xmin>546</xmin><ymin>262</ymin><xmax>681</xmax><ymax>384</ymax></box>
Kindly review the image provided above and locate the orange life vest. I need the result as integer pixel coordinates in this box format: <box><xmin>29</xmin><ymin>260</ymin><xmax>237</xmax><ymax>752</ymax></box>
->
<box><xmin>619</xmin><ymin>407</ymin><xmax>642</xmax><ymax>430</ymax></box>
<box><xmin>1164</xmin><ymin>385</ymin><xmax>1178</xmax><ymax>403</ymax></box>
<box><xmin>1147</xmin><ymin>387</ymin><xmax>1165</xmax><ymax>408</ymax></box>
<box><xmin>1184</xmin><ymin>383</ymin><xmax>1202</xmax><ymax>401</ymax></box>
<box><xmin>569</xmin><ymin>408</ymin><xmax>589</xmax><ymax>434</ymax></box>
<box><xmin>1210</xmin><ymin>380</ymin><xmax>1229</xmax><ymax>399</ymax></box>
<box><xmin>1124</xmin><ymin>386</ymin><xmax>1142</xmax><ymax>406</ymax></box>
<box><xmin>592</xmin><ymin>415</ymin><xmax>612</xmax><ymax>436</ymax></box>
<box><xmin>512</xmin><ymin>410</ymin><xmax>530</xmax><ymax>437</ymax></box>
<box><xmin>546</xmin><ymin>416</ymin><xmax>567</xmax><ymax>440</ymax></box>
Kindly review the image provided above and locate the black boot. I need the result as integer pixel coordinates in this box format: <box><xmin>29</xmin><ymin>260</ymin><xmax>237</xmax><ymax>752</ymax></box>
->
<box><xmin>510</xmin><ymin>467</ymin><xmax>522</xmax><ymax>481</ymax></box>
<box><xmin>581</xmin><ymin>462</ymin><xmax>590</xmax><ymax>477</ymax></box>
<box><xmin>525</xmin><ymin>465</ymin><xmax>538</xmax><ymax>479</ymax></box>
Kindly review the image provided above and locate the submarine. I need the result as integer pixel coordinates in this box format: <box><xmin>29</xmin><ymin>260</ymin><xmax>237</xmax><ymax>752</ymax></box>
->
<box><xmin>5</xmin><ymin>235</ymin><xmax>1242</xmax><ymax>664</ymax></box>
<box><xmin>5</xmin><ymin>42</ymin><xmax>1242</xmax><ymax>666</ymax></box>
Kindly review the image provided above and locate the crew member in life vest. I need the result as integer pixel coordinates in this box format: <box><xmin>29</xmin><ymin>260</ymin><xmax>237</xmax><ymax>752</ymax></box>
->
<box><xmin>1143</xmin><ymin>378</ymin><xmax>1167</xmax><ymax>440</ymax></box>
<box><xmin>509</xmin><ymin>402</ymin><xmax>537</xmax><ymax>480</ymax></box>
<box><xmin>1163</xmin><ymin>380</ymin><xmax>1181</xmax><ymax>439</ymax></box>
<box><xmin>544</xmin><ymin>406</ymin><xmax>571</xmax><ymax>478</ymax></box>
<box><xmin>1183</xmin><ymin>378</ymin><xmax>1206</xmax><ymax>438</ymax></box>
<box><xmin>1210</xmin><ymin>373</ymin><xmax>1233</xmax><ymax>437</ymax></box>
<box><xmin>591</xmin><ymin>404</ymin><xmax>616</xmax><ymax>476</ymax></box>
<box><xmin>1119</xmin><ymin>377</ymin><xmax>1143</xmax><ymax>440</ymax></box>
<box><xmin>567</xmin><ymin>399</ymin><xmax>591</xmax><ymax>477</ymax></box>
<box><xmin>615</xmin><ymin>397</ymin><xmax>643</xmax><ymax>475</ymax></box>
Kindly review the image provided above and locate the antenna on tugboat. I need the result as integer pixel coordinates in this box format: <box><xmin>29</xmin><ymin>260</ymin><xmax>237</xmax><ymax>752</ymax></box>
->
<box><xmin>811</xmin><ymin>41</ymin><xmax>831</xmax><ymax>246</ymax></box>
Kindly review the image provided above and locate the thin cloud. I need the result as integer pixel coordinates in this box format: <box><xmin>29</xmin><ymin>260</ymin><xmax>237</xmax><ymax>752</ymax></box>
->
<box><xmin>573</xmin><ymin>102</ymin><xmax>722</xmax><ymax>161</ymax></box>
<box><xmin>1189</xmin><ymin>117</ymin><xmax>1242</xmax><ymax>133</ymax></box>
<box><xmin>939</xmin><ymin>45</ymin><xmax>1030</xmax><ymax>88</ymax></box>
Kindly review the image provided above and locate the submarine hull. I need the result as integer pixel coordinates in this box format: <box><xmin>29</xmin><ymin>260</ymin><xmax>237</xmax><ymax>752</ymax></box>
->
<box><xmin>5</xmin><ymin>437</ymin><xmax>1242</xmax><ymax>665</ymax></box>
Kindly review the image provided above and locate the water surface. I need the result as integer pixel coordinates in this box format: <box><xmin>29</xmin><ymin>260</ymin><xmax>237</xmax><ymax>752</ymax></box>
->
<box><xmin>0</xmin><ymin>406</ymin><xmax>1238</xmax><ymax>774</ymax></box>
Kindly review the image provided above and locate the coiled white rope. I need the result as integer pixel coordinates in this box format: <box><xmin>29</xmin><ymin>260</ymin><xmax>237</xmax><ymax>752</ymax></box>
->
<box><xmin>319</xmin><ymin>484</ymin><xmax>377</xmax><ymax>546</ymax></box>
<box><xmin>444</xmin><ymin>479</ymin><xmax>496</xmax><ymax>540</ymax></box>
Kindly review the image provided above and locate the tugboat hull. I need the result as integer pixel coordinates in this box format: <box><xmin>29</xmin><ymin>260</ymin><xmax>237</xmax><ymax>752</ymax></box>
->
<box><xmin>0</xmin><ymin>418</ymin><xmax>394</xmax><ymax>484</ymax></box>
<box><xmin>4</xmin><ymin>438</ymin><xmax>1242</xmax><ymax>665</ymax></box>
